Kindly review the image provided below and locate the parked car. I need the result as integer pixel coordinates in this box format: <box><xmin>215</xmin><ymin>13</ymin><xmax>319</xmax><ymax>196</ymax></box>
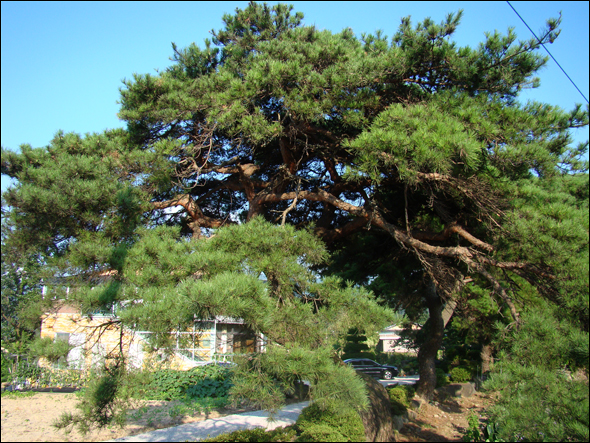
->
<box><xmin>343</xmin><ymin>358</ymin><xmax>399</xmax><ymax>380</ymax></box>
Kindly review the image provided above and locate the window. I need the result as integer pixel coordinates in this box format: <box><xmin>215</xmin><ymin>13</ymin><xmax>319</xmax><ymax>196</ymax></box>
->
<box><xmin>55</xmin><ymin>332</ymin><xmax>70</xmax><ymax>342</ymax></box>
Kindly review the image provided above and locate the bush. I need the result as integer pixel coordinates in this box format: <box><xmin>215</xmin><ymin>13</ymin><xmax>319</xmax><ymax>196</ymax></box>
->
<box><xmin>462</xmin><ymin>413</ymin><xmax>503</xmax><ymax>442</ymax></box>
<box><xmin>295</xmin><ymin>403</ymin><xmax>365</xmax><ymax>442</ymax></box>
<box><xmin>436</xmin><ymin>368</ymin><xmax>449</xmax><ymax>387</ymax></box>
<box><xmin>131</xmin><ymin>364</ymin><xmax>233</xmax><ymax>401</ymax></box>
<box><xmin>297</xmin><ymin>423</ymin><xmax>346</xmax><ymax>442</ymax></box>
<box><xmin>36</xmin><ymin>367</ymin><xmax>90</xmax><ymax>388</ymax></box>
<box><xmin>185</xmin><ymin>377</ymin><xmax>233</xmax><ymax>399</ymax></box>
<box><xmin>449</xmin><ymin>367</ymin><xmax>472</xmax><ymax>383</ymax></box>
<box><xmin>386</xmin><ymin>385</ymin><xmax>415</xmax><ymax>416</ymax></box>
<box><xmin>13</xmin><ymin>361</ymin><xmax>41</xmax><ymax>381</ymax></box>
<box><xmin>204</xmin><ymin>426</ymin><xmax>297</xmax><ymax>442</ymax></box>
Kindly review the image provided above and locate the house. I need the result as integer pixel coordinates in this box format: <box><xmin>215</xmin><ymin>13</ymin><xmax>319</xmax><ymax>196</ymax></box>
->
<box><xmin>376</xmin><ymin>325</ymin><xmax>418</xmax><ymax>355</ymax></box>
<box><xmin>39</xmin><ymin>301</ymin><xmax>265</xmax><ymax>371</ymax></box>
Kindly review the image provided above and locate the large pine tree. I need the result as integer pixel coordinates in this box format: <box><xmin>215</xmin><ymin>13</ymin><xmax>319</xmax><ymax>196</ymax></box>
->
<box><xmin>2</xmin><ymin>1</ymin><xmax>588</xmax><ymax>406</ymax></box>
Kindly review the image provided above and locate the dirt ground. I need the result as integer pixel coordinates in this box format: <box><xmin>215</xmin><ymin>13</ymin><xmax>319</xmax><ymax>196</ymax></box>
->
<box><xmin>396</xmin><ymin>390</ymin><xmax>497</xmax><ymax>442</ymax></box>
<box><xmin>1</xmin><ymin>389</ymin><xmax>495</xmax><ymax>442</ymax></box>
<box><xmin>0</xmin><ymin>392</ymin><xmax>256</xmax><ymax>442</ymax></box>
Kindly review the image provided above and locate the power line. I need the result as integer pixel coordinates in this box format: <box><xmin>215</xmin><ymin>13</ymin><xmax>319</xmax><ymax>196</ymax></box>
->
<box><xmin>506</xmin><ymin>1</ymin><xmax>589</xmax><ymax>104</ymax></box>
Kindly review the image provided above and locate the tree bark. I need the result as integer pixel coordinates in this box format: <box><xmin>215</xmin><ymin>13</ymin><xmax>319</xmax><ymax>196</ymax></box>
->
<box><xmin>480</xmin><ymin>343</ymin><xmax>493</xmax><ymax>374</ymax></box>
<box><xmin>415</xmin><ymin>281</ymin><xmax>444</xmax><ymax>400</ymax></box>
<box><xmin>415</xmin><ymin>279</ymin><xmax>458</xmax><ymax>401</ymax></box>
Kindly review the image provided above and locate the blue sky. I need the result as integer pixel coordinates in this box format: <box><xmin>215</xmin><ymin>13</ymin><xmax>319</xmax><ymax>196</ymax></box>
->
<box><xmin>2</xmin><ymin>1</ymin><xmax>589</xmax><ymax>193</ymax></box>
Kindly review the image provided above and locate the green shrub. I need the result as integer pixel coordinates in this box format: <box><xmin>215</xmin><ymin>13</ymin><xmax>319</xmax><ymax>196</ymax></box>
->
<box><xmin>204</xmin><ymin>426</ymin><xmax>297</xmax><ymax>442</ymax></box>
<box><xmin>36</xmin><ymin>367</ymin><xmax>90</xmax><ymax>388</ymax></box>
<box><xmin>132</xmin><ymin>364</ymin><xmax>233</xmax><ymax>401</ymax></box>
<box><xmin>435</xmin><ymin>368</ymin><xmax>449</xmax><ymax>387</ymax></box>
<box><xmin>449</xmin><ymin>367</ymin><xmax>472</xmax><ymax>383</ymax></box>
<box><xmin>296</xmin><ymin>423</ymin><xmax>346</xmax><ymax>442</ymax></box>
<box><xmin>185</xmin><ymin>377</ymin><xmax>233</xmax><ymax>399</ymax></box>
<box><xmin>295</xmin><ymin>403</ymin><xmax>365</xmax><ymax>442</ymax></box>
<box><xmin>402</xmin><ymin>358</ymin><xmax>419</xmax><ymax>375</ymax></box>
<box><xmin>461</xmin><ymin>413</ymin><xmax>504</xmax><ymax>442</ymax></box>
<box><xmin>13</xmin><ymin>361</ymin><xmax>41</xmax><ymax>381</ymax></box>
<box><xmin>386</xmin><ymin>385</ymin><xmax>415</xmax><ymax>416</ymax></box>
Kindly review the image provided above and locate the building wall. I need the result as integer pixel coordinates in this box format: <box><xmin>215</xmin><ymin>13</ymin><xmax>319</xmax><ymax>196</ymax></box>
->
<box><xmin>40</xmin><ymin>307</ymin><xmax>263</xmax><ymax>370</ymax></box>
<box><xmin>377</xmin><ymin>325</ymin><xmax>419</xmax><ymax>355</ymax></box>
<box><xmin>40</xmin><ymin>310</ymin><xmax>159</xmax><ymax>369</ymax></box>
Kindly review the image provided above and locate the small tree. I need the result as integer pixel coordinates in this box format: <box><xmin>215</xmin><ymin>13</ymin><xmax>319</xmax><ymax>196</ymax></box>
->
<box><xmin>341</xmin><ymin>328</ymin><xmax>376</xmax><ymax>361</ymax></box>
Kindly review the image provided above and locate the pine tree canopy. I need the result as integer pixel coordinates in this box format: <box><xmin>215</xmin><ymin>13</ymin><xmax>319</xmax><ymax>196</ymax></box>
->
<box><xmin>1</xmin><ymin>1</ymin><xmax>589</xmax><ymax>407</ymax></box>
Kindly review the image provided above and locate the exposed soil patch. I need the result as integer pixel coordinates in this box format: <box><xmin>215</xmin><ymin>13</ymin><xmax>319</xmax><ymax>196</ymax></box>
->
<box><xmin>1</xmin><ymin>392</ymin><xmax>256</xmax><ymax>442</ymax></box>
<box><xmin>397</xmin><ymin>390</ymin><xmax>497</xmax><ymax>442</ymax></box>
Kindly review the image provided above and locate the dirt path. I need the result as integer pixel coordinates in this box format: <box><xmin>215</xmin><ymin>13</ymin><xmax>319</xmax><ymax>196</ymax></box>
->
<box><xmin>1</xmin><ymin>392</ymin><xmax>254</xmax><ymax>442</ymax></box>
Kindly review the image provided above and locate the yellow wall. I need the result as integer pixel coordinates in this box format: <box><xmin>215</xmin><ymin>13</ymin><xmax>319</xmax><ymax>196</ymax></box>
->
<box><xmin>40</xmin><ymin>311</ymin><xmax>211</xmax><ymax>371</ymax></box>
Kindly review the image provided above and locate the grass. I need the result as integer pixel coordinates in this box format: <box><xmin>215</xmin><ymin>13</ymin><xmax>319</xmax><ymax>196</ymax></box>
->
<box><xmin>1</xmin><ymin>390</ymin><xmax>36</xmax><ymax>399</ymax></box>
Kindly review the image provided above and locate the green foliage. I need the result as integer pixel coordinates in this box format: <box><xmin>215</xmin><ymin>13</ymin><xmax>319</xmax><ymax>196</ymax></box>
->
<box><xmin>1</xmin><ymin>390</ymin><xmax>36</xmax><ymax>399</ymax></box>
<box><xmin>498</xmin><ymin>174</ymin><xmax>589</xmax><ymax>328</ymax></box>
<box><xmin>494</xmin><ymin>305</ymin><xmax>589</xmax><ymax>372</ymax></box>
<box><xmin>110</xmin><ymin>218</ymin><xmax>390</xmax><ymax>413</ymax></box>
<box><xmin>1</xmin><ymin>352</ymin><xmax>12</xmax><ymax>382</ymax></box>
<box><xmin>3</xmin><ymin>362</ymin><xmax>94</xmax><ymax>389</ymax></box>
<box><xmin>462</xmin><ymin>413</ymin><xmax>504</xmax><ymax>442</ymax></box>
<box><xmin>204</xmin><ymin>426</ymin><xmax>297</xmax><ymax>442</ymax></box>
<box><xmin>296</xmin><ymin>424</ymin><xmax>347</xmax><ymax>442</ymax></box>
<box><xmin>344</xmin><ymin>95</ymin><xmax>485</xmax><ymax>184</ymax></box>
<box><xmin>485</xmin><ymin>366</ymin><xmax>588</xmax><ymax>442</ymax></box>
<box><xmin>341</xmin><ymin>328</ymin><xmax>375</xmax><ymax>360</ymax></box>
<box><xmin>295</xmin><ymin>403</ymin><xmax>365</xmax><ymax>442</ymax></box>
<box><xmin>449</xmin><ymin>367</ymin><xmax>472</xmax><ymax>383</ymax></box>
<box><xmin>386</xmin><ymin>385</ymin><xmax>415</xmax><ymax>416</ymax></box>
<box><xmin>2</xmin><ymin>0</ymin><xmax>588</xmax><ymax>433</ymax></box>
<box><xmin>484</xmin><ymin>308</ymin><xmax>590</xmax><ymax>442</ymax></box>
<box><xmin>28</xmin><ymin>337</ymin><xmax>72</xmax><ymax>363</ymax></box>
<box><xmin>185</xmin><ymin>378</ymin><xmax>233</xmax><ymax>399</ymax></box>
<box><xmin>229</xmin><ymin>346</ymin><xmax>369</xmax><ymax>416</ymax></box>
<box><xmin>12</xmin><ymin>361</ymin><xmax>42</xmax><ymax>381</ymax></box>
<box><xmin>436</xmin><ymin>368</ymin><xmax>450</xmax><ymax>388</ymax></box>
<box><xmin>54</xmin><ymin>366</ymin><xmax>129</xmax><ymax>435</ymax></box>
<box><xmin>1</xmin><ymin>219</ymin><xmax>47</xmax><ymax>351</ymax></box>
<box><xmin>127</xmin><ymin>365</ymin><xmax>233</xmax><ymax>401</ymax></box>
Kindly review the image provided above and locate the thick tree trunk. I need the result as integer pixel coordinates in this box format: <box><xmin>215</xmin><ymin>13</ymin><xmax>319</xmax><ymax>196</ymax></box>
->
<box><xmin>415</xmin><ymin>282</ymin><xmax>444</xmax><ymax>400</ymax></box>
<box><xmin>415</xmin><ymin>280</ymin><xmax>458</xmax><ymax>401</ymax></box>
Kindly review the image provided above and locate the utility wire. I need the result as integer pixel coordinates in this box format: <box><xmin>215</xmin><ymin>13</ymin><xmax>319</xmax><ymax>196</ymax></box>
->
<box><xmin>506</xmin><ymin>1</ymin><xmax>589</xmax><ymax>104</ymax></box>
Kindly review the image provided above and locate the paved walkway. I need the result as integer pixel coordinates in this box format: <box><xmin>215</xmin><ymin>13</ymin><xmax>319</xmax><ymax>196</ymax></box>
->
<box><xmin>380</xmin><ymin>375</ymin><xmax>419</xmax><ymax>388</ymax></box>
<box><xmin>107</xmin><ymin>401</ymin><xmax>309</xmax><ymax>442</ymax></box>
